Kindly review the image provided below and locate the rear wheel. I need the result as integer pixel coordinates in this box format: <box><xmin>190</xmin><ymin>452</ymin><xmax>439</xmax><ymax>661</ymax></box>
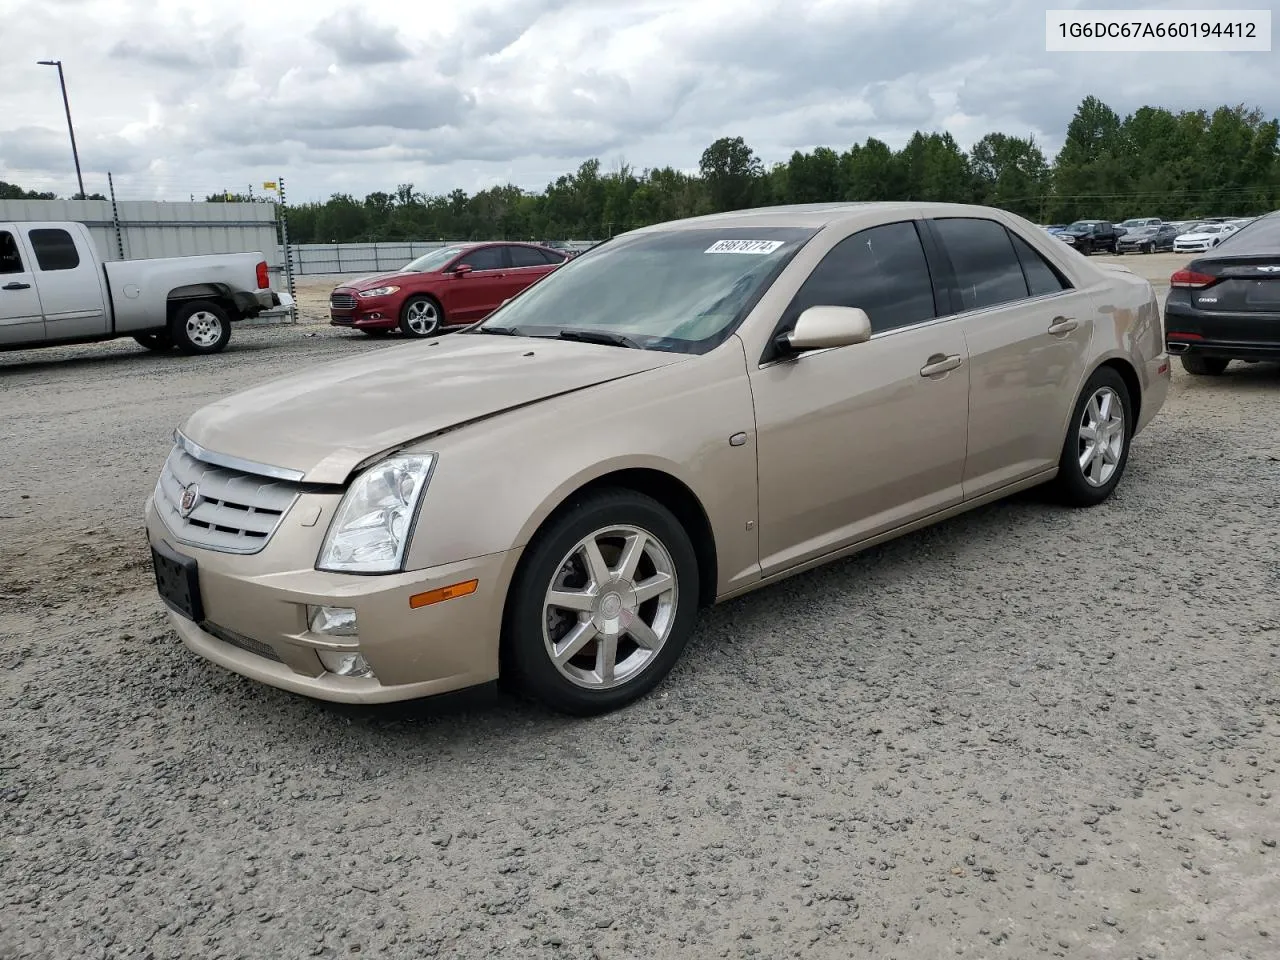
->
<box><xmin>1181</xmin><ymin>355</ymin><xmax>1229</xmax><ymax>376</ymax></box>
<box><xmin>1051</xmin><ymin>367</ymin><xmax>1133</xmax><ymax>507</ymax></box>
<box><xmin>502</xmin><ymin>489</ymin><xmax>700</xmax><ymax>715</ymax></box>
<box><xmin>170</xmin><ymin>301</ymin><xmax>232</xmax><ymax>355</ymax></box>
<box><xmin>134</xmin><ymin>332</ymin><xmax>173</xmax><ymax>352</ymax></box>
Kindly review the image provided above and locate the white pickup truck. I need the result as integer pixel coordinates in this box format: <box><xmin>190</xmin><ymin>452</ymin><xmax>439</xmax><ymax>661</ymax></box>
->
<box><xmin>0</xmin><ymin>221</ymin><xmax>292</xmax><ymax>355</ymax></box>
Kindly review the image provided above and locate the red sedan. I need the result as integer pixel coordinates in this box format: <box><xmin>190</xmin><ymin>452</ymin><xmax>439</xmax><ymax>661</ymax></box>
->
<box><xmin>328</xmin><ymin>242</ymin><xmax>569</xmax><ymax>337</ymax></box>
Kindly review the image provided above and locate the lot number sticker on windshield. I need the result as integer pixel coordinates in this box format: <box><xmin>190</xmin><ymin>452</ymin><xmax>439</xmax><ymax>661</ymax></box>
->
<box><xmin>705</xmin><ymin>239</ymin><xmax>784</xmax><ymax>255</ymax></box>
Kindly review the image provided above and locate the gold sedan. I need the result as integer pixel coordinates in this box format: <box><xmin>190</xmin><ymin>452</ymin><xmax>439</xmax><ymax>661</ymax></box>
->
<box><xmin>145</xmin><ymin>202</ymin><xmax>1170</xmax><ymax>714</ymax></box>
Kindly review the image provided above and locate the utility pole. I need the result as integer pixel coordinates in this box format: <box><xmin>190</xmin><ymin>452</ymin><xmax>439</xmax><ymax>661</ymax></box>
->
<box><xmin>37</xmin><ymin>60</ymin><xmax>85</xmax><ymax>200</ymax></box>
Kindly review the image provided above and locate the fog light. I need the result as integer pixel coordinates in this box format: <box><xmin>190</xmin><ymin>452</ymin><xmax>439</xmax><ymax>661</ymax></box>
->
<box><xmin>309</xmin><ymin>605</ymin><xmax>357</xmax><ymax>637</ymax></box>
<box><xmin>318</xmin><ymin>650</ymin><xmax>374</xmax><ymax>678</ymax></box>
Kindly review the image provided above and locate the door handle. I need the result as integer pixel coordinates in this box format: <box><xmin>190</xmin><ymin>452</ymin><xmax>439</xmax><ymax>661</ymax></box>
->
<box><xmin>919</xmin><ymin>354</ymin><xmax>962</xmax><ymax>377</ymax></box>
<box><xmin>1048</xmin><ymin>316</ymin><xmax>1078</xmax><ymax>335</ymax></box>
<box><xmin>2</xmin><ymin>281</ymin><xmax>31</xmax><ymax>291</ymax></box>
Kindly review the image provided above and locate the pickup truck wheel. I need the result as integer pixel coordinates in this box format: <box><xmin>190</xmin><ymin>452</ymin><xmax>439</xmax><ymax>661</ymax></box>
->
<box><xmin>171</xmin><ymin>301</ymin><xmax>232</xmax><ymax>355</ymax></box>
<box><xmin>134</xmin><ymin>332</ymin><xmax>173</xmax><ymax>352</ymax></box>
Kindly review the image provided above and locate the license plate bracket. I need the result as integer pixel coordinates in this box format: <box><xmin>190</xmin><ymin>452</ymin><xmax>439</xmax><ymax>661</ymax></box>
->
<box><xmin>151</xmin><ymin>540</ymin><xmax>204</xmax><ymax>622</ymax></box>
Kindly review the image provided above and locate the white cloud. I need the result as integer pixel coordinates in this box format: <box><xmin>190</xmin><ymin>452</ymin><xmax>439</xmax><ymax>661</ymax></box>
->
<box><xmin>0</xmin><ymin>0</ymin><xmax>1276</xmax><ymax>202</ymax></box>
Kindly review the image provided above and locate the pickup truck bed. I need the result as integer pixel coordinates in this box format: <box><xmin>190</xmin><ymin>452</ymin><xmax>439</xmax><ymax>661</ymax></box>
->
<box><xmin>1</xmin><ymin>221</ymin><xmax>290</xmax><ymax>355</ymax></box>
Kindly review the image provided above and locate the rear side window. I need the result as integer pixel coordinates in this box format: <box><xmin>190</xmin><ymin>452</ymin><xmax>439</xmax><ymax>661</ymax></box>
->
<box><xmin>508</xmin><ymin>246</ymin><xmax>548</xmax><ymax>268</ymax></box>
<box><xmin>788</xmin><ymin>221</ymin><xmax>937</xmax><ymax>334</ymax></box>
<box><xmin>0</xmin><ymin>231</ymin><xmax>23</xmax><ymax>274</ymax></box>
<box><xmin>1009</xmin><ymin>232</ymin><xmax>1070</xmax><ymax>297</ymax></box>
<box><xmin>28</xmin><ymin>228</ymin><xmax>81</xmax><ymax>271</ymax></box>
<box><xmin>539</xmin><ymin>248</ymin><xmax>567</xmax><ymax>264</ymax></box>
<box><xmin>932</xmin><ymin>218</ymin><xmax>1029</xmax><ymax>311</ymax></box>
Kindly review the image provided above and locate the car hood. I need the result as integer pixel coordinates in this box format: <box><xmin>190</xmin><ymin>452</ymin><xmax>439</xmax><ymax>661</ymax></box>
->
<box><xmin>336</xmin><ymin>271</ymin><xmax>430</xmax><ymax>290</ymax></box>
<box><xmin>180</xmin><ymin>335</ymin><xmax>689</xmax><ymax>484</ymax></box>
<box><xmin>1119</xmin><ymin>231</ymin><xmax>1156</xmax><ymax>240</ymax></box>
<box><xmin>1177</xmin><ymin>233</ymin><xmax>1217</xmax><ymax>241</ymax></box>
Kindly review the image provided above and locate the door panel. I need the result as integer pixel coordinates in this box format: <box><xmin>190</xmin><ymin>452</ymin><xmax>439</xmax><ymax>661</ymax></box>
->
<box><xmin>751</xmin><ymin>323</ymin><xmax>969</xmax><ymax>575</ymax></box>
<box><xmin>0</xmin><ymin>227</ymin><xmax>46</xmax><ymax>345</ymax></box>
<box><xmin>25</xmin><ymin>226</ymin><xmax>108</xmax><ymax>339</ymax></box>
<box><xmin>925</xmin><ymin>217</ymin><xmax>1094</xmax><ymax>498</ymax></box>
<box><xmin>445</xmin><ymin>245</ymin><xmax>508</xmax><ymax>323</ymax></box>
<box><xmin>959</xmin><ymin>293</ymin><xmax>1094</xmax><ymax>495</ymax></box>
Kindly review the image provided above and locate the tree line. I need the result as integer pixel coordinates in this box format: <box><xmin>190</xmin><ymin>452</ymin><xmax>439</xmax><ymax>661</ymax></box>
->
<box><xmin>7</xmin><ymin>96</ymin><xmax>1278</xmax><ymax>242</ymax></box>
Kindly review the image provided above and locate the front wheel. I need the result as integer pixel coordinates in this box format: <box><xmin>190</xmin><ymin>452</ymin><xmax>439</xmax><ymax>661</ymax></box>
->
<box><xmin>502</xmin><ymin>489</ymin><xmax>700</xmax><ymax>715</ymax></box>
<box><xmin>134</xmin><ymin>331</ymin><xmax>173</xmax><ymax>352</ymax></box>
<box><xmin>1181</xmin><ymin>355</ymin><xmax>1229</xmax><ymax>376</ymax></box>
<box><xmin>170</xmin><ymin>301</ymin><xmax>232</xmax><ymax>355</ymax></box>
<box><xmin>399</xmin><ymin>296</ymin><xmax>443</xmax><ymax>337</ymax></box>
<box><xmin>1144</xmin><ymin>242</ymin><xmax>1155</xmax><ymax>254</ymax></box>
<box><xmin>1051</xmin><ymin>367</ymin><xmax>1133</xmax><ymax>507</ymax></box>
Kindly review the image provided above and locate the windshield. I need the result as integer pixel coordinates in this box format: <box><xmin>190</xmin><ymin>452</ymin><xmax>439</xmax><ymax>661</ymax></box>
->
<box><xmin>1198</xmin><ymin>225</ymin><xmax>1223</xmax><ymax>234</ymax></box>
<box><xmin>1120</xmin><ymin>219</ymin><xmax>1146</xmax><ymax>228</ymax></box>
<box><xmin>1066</xmin><ymin>221</ymin><xmax>1097</xmax><ymax>232</ymax></box>
<box><xmin>473</xmin><ymin>227</ymin><xmax>816</xmax><ymax>353</ymax></box>
<box><xmin>402</xmin><ymin>246</ymin><xmax>466</xmax><ymax>272</ymax></box>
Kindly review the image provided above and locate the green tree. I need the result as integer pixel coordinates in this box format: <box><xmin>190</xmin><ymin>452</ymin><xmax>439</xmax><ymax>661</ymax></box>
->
<box><xmin>699</xmin><ymin>136</ymin><xmax>764</xmax><ymax>212</ymax></box>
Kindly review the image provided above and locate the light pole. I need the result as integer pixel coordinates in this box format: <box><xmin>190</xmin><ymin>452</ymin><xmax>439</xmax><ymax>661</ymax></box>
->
<box><xmin>37</xmin><ymin>59</ymin><xmax>86</xmax><ymax>200</ymax></box>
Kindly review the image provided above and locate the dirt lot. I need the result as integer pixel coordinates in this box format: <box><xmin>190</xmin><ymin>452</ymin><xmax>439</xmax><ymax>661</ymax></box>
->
<box><xmin>2</xmin><ymin>251</ymin><xmax>1278</xmax><ymax>959</ymax></box>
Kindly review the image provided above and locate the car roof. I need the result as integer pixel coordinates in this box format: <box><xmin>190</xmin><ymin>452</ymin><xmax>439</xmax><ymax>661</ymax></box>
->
<box><xmin>625</xmin><ymin>201</ymin><xmax>1067</xmax><ymax>234</ymax></box>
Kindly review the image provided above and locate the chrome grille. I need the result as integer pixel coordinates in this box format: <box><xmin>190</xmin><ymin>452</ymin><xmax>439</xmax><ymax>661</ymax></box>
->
<box><xmin>330</xmin><ymin>293</ymin><xmax>357</xmax><ymax>310</ymax></box>
<box><xmin>155</xmin><ymin>445</ymin><xmax>300</xmax><ymax>554</ymax></box>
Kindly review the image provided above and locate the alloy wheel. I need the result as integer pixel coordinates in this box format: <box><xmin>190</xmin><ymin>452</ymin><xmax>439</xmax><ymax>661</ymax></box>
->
<box><xmin>186</xmin><ymin>311</ymin><xmax>224</xmax><ymax>348</ymax></box>
<box><xmin>1078</xmin><ymin>386</ymin><xmax>1125</xmax><ymax>487</ymax></box>
<box><xmin>542</xmin><ymin>524</ymin><xmax>678</xmax><ymax>690</ymax></box>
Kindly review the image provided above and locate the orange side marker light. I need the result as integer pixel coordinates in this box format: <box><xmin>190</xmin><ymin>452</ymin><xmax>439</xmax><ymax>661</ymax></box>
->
<box><xmin>410</xmin><ymin>579</ymin><xmax>478</xmax><ymax>609</ymax></box>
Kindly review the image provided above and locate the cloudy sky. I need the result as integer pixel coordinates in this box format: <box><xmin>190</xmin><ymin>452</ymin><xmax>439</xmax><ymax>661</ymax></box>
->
<box><xmin>1</xmin><ymin>0</ymin><xmax>1276</xmax><ymax>203</ymax></box>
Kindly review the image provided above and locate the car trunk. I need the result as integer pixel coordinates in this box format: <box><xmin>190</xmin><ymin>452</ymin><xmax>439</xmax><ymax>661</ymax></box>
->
<box><xmin>1193</xmin><ymin>255</ymin><xmax>1280</xmax><ymax>314</ymax></box>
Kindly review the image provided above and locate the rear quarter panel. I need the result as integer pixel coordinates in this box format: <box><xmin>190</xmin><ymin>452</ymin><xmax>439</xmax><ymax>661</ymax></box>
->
<box><xmin>104</xmin><ymin>252</ymin><xmax>265</xmax><ymax>332</ymax></box>
<box><xmin>1083</xmin><ymin>263</ymin><xmax>1168</xmax><ymax>435</ymax></box>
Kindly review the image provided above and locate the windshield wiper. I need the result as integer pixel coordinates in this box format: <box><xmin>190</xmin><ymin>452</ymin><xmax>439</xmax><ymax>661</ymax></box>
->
<box><xmin>472</xmin><ymin>325</ymin><xmax>521</xmax><ymax>336</ymax></box>
<box><xmin>555</xmin><ymin>328</ymin><xmax>642</xmax><ymax>349</ymax></box>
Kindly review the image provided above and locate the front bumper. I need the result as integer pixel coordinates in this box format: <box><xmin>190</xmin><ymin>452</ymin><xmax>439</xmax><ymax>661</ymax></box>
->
<box><xmin>145</xmin><ymin>496</ymin><xmax>521</xmax><ymax>703</ymax></box>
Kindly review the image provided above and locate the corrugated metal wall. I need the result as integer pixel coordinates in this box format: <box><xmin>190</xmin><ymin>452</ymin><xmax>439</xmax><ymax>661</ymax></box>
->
<box><xmin>286</xmin><ymin>240</ymin><xmax>599</xmax><ymax>276</ymax></box>
<box><xmin>0</xmin><ymin>199</ymin><xmax>282</xmax><ymax>271</ymax></box>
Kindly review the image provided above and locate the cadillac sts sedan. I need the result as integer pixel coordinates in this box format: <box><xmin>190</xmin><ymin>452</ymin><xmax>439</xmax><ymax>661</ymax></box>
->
<box><xmin>146</xmin><ymin>202</ymin><xmax>1170</xmax><ymax>715</ymax></box>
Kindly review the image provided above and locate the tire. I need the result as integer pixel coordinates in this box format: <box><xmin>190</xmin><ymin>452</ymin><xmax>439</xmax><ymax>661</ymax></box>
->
<box><xmin>1144</xmin><ymin>242</ymin><xmax>1155</xmax><ymax>254</ymax></box>
<box><xmin>398</xmin><ymin>296</ymin><xmax>443</xmax><ymax>337</ymax></box>
<box><xmin>1181</xmin><ymin>355</ymin><xmax>1229</xmax><ymax>376</ymax></box>
<box><xmin>134</xmin><ymin>331</ymin><xmax>173</xmax><ymax>352</ymax></box>
<box><xmin>502</xmin><ymin>488</ymin><xmax>700</xmax><ymax>715</ymax></box>
<box><xmin>1051</xmin><ymin>367</ymin><xmax>1133</xmax><ymax>507</ymax></box>
<box><xmin>170</xmin><ymin>301</ymin><xmax>232</xmax><ymax>355</ymax></box>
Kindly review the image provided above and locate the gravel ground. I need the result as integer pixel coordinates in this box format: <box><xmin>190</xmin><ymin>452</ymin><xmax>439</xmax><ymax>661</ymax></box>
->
<box><xmin>2</xmin><ymin>253</ymin><xmax>1278</xmax><ymax>959</ymax></box>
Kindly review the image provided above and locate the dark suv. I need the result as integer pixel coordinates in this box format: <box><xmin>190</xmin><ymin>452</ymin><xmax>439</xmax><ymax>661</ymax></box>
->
<box><xmin>1060</xmin><ymin>220</ymin><xmax>1120</xmax><ymax>254</ymax></box>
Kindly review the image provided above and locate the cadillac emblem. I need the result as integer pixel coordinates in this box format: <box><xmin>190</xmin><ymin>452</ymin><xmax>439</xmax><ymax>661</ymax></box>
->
<box><xmin>180</xmin><ymin>483</ymin><xmax>200</xmax><ymax>518</ymax></box>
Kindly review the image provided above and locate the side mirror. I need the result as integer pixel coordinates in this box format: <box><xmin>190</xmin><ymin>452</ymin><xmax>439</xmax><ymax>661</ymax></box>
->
<box><xmin>779</xmin><ymin>306</ymin><xmax>872</xmax><ymax>353</ymax></box>
<box><xmin>453</xmin><ymin>263</ymin><xmax>473</xmax><ymax>276</ymax></box>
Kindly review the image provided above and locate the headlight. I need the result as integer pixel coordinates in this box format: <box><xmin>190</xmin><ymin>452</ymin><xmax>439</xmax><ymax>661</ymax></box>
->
<box><xmin>317</xmin><ymin>454</ymin><xmax>435</xmax><ymax>573</ymax></box>
<box><xmin>359</xmin><ymin>286</ymin><xmax>400</xmax><ymax>298</ymax></box>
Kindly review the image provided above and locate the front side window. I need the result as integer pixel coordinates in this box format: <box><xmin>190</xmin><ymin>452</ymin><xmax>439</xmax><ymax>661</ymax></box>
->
<box><xmin>932</xmin><ymin>218</ymin><xmax>1029</xmax><ymax>311</ymax></box>
<box><xmin>457</xmin><ymin>246</ymin><xmax>505</xmax><ymax>271</ymax></box>
<box><xmin>784</xmin><ymin>221</ymin><xmax>937</xmax><ymax>335</ymax></box>
<box><xmin>476</xmin><ymin>227</ymin><xmax>815</xmax><ymax>353</ymax></box>
<box><xmin>0</xmin><ymin>231</ymin><xmax>23</xmax><ymax>274</ymax></box>
<box><xmin>28</xmin><ymin>228</ymin><xmax>80</xmax><ymax>271</ymax></box>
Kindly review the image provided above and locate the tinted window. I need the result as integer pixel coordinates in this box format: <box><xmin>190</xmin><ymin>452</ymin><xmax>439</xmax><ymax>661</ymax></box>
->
<box><xmin>508</xmin><ymin>245</ymin><xmax>549</xmax><ymax>268</ymax></box>
<box><xmin>28</xmin><ymin>228</ymin><xmax>80</xmax><ymax>271</ymax></box>
<box><xmin>787</xmin><ymin>221</ymin><xmax>936</xmax><ymax>334</ymax></box>
<box><xmin>0</xmin><ymin>231</ymin><xmax>23</xmax><ymax>274</ymax></box>
<box><xmin>539</xmin><ymin>248</ymin><xmax>567</xmax><ymax>264</ymax></box>
<box><xmin>457</xmin><ymin>246</ymin><xmax>504</xmax><ymax>271</ymax></box>
<box><xmin>1008</xmin><ymin>232</ymin><xmax>1069</xmax><ymax>297</ymax></box>
<box><xmin>1215</xmin><ymin>212</ymin><xmax>1280</xmax><ymax>251</ymax></box>
<box><xmin>933</xmin><ymin>218</ymin><xmax>1029</xmax><ymax>311</ymax></box>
